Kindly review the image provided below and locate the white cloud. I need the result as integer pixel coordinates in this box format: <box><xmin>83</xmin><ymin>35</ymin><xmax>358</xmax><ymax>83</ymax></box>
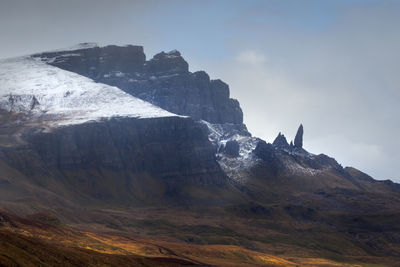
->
<box><xmin>236</xmin><ymin>50</ymin><xmax>266</xmax><ymax>65</ymax></box>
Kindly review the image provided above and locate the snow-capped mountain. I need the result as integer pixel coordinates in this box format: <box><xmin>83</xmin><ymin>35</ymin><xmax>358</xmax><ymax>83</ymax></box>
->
<box><xmin>32</xmin><ymin>43</ymin><xmax>243</xmax><ymax>125</ymax></box>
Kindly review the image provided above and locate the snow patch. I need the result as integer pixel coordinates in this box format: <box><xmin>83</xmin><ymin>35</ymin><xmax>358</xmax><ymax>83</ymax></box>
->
<box><xmin>283</xmin><ymin>157</ymin><xmax>322</xmax><ymax>176</ymax></box>
<box><xmin>39</xmin><ymin>53</ymin><xmax>82</xmax><ymax>64</ymax></box>
<box><xmin>201</xmin><ymin>121</ymin><xmax>260</xmax><ymax>183</ymax></box>
<box><xmin>114</xmin><ymin>71</ymin><xmax>125</xmax><ymax>77</ymax></box>
<box><xmin>165</xmin><ymin>50</ymin><xmax>180</xmax><ymax>58</ymax></box>
<box><xmin>102</xmin><ymin>71</ymin><xmax>127</xmax><ymax>78</ymax></box>
<box><xmin>0</xmin><ymin>56</ymin><xmax>179</xmax><ymax>127</ymax></box>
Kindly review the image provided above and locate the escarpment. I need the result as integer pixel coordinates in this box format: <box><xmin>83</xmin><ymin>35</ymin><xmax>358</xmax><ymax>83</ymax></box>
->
<box><xmin>34</xmin><ymin>45</ymin><xmax>243</xmax><ymax>124</ymax></box>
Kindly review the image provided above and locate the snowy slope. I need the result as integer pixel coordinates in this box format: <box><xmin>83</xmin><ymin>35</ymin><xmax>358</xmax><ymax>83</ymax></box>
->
<box><xmin>0</xmin><ymin>56</ymin><xmax>178</xmax><ymax>127</ymax></box>
<box><xmin>201</xmin><ymin>121</ymin><xmax>260</xmax><ymax>183</ymax></box>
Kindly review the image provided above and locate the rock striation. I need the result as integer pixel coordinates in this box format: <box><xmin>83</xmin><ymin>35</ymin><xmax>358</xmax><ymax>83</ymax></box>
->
<box><xmin>0</xmin><ymin>116</ymin><xmax>228</xmax><ymax>204</ymax></box>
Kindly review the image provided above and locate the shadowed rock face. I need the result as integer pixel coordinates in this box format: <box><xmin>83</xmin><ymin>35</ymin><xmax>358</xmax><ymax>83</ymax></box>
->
<box><xmin>26</xmin><ymin>118</ymin><xmax>221</xmax><ymax>179</ymax></box>
<box><xmin>0</xmin><ymin>116</ymin><xmax>228</xmax><ymax>204</ymax></box>
<box><xmin>224</xmin><ymin>140</ymin><xmax>240</xmax><ymax>157</ymax></box>
<box><xmin>254</xmin><ymin>141</ymin><xmax>276</xmax><ymax>162</ymax></box>
<box><xmin>33</xmin><ymin>45</ymin><xmax>243</xmax><ymax>124</ymax></box>
<box><xmin>37</xmin><ymin>45</ymin><xmax>146</xmax><ymax>75</ymax></box>
<box><xmin>272</xmin><ymin>132</ymin><xmax>290</xmax><ymax>150</ymax></box>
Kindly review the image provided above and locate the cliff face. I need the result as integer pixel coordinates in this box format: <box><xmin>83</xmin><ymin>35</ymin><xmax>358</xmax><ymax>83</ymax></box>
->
<box><xmin>0</xmin><ymin>51</ymin><xmax>239</xmax><ymax>207</ymax></box>
<box><xmin>33</xmin><ymin>45</ymin><xmax>243</xmax><ymax>124</ymax></box>
<box><xmin>0</xmin><ymin>116</ymin><xmax>228</xmax><ymax>205</ymax></box>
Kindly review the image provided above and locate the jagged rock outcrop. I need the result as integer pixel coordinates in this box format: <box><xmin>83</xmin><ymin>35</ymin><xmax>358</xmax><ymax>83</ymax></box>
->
<box><xmin>33</xmin><ymin>44</ymin><xmax>243</xmax><ymax>124</ymax></box>
<box><xmin>145</xmin><ymin>50</ymin><xmax>188</xmax><ymax>74</ymax></box>
<box><xmin>254</xmin><ymin>141</ymin><xmax>276</xmax><ymax>162</ymax></box>
<box><xmin>294</xmin><ymin>124</ymin><xmax>303</xmax><ymax>148</ymax></box>
<box><xmin>272</xmin><ymin>132</ymin><xmax>290</xmax><ymax>150</ymax></box>
<box><xmin>253</xmin><ymin>124</ymin><xmax>347</xmax><ymax>177</ymax></box>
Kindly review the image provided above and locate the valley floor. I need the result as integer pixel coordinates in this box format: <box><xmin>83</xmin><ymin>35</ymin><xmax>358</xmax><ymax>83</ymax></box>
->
<box><xmin>0</xmin><ymin>209</ymin><xmax>397</xmax><ymax>267</ymax></box>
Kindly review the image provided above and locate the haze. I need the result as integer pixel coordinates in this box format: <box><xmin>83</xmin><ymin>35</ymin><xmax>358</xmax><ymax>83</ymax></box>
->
<box><xmin>0</xmin><ymin>0</ymin><xmax>399</xmax><ymax>181</ymax></box>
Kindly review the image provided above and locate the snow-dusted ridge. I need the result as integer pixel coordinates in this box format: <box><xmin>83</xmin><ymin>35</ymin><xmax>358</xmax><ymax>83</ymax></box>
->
<box><xmin>39</xmin><ymin>42</ymin><xmax>140</xmax><ymax>54</ymax></box>
<box><xmin>46</xmin><ymin>42</ymin><xmax>100</xmax><ymax>53</ymax></box>
<box><xmin>201</xmin><ymin>121</ymin><xmax>260</xmax><ymax>183</ymax></box>
<box><xmin>0</xmin><ymin>56</ymin><xmax>179</xmax><ymax>127</ymax></box>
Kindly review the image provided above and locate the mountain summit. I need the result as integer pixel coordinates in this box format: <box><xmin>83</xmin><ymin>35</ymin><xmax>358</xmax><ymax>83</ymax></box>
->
<box><xmin>33</xmin><ymin>43</ymin><xmax>243</xmax><ymax>125</ymax></box>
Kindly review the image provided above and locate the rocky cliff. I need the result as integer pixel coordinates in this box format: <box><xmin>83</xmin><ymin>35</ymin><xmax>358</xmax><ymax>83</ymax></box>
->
<box><xmin>0</xmin><ymin>53</ymin><xmax>233</xmax><ymax>206</ymax></box>
<box><xmin>33</xmin><ymin>44</ymin><xmax>243</xmax><ymax>124</ymax></box>
<box><xmin>0</xmin><ymin>116</ymin><xmax>229</xmax><ymax>206</ymax></box>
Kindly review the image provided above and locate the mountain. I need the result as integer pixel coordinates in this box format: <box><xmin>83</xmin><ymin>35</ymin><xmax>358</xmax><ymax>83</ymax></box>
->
<box><xmin>0</xmin><ymin>54</ymin><xmax>237</xmax><ymax>209</ymax></box>
<box><xmin>32</xmin><ymin>43</ymin><xmax>243</xmax><ymax>124</ymax></box>
<box><xmin>1</xmin><ymin>43</ymin><xmax>400</xmax><ymax>266</ymax></box>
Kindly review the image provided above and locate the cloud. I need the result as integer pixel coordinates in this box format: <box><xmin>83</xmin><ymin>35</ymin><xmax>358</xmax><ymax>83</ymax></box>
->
<box><xmin>236</xmin><ymin>50</ymin><xmax>266</xmax><ymax>65</ymax></box>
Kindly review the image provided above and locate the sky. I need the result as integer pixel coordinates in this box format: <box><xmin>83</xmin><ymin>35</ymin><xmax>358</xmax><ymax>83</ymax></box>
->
<box><xmin>0</xmin><ymin>0</ymin><xmax>399</xmax><ymax>181</ymax></box>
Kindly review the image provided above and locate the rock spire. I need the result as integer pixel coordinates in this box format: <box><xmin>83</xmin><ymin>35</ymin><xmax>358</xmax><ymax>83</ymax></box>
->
<box><xmin>294</xmin><ymin>124</ymin><xmax>303</xmax><ymax>148</ymax></box>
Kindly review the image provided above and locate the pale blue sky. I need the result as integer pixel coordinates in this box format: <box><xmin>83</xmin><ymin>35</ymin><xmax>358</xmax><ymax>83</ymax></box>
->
<box><xmin>1</xmin><ymin>0</ymin><xmax>399</xmax><ymax>181</ymax></box>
